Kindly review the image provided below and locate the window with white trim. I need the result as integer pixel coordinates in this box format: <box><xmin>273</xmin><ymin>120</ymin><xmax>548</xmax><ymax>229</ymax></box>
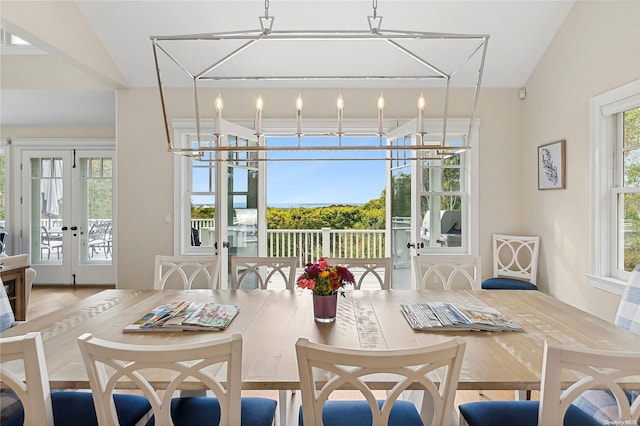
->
<box><xmin>590</xmin><ymin>79</ymin><xmax>640</xmax><ymax>292</ymax></box>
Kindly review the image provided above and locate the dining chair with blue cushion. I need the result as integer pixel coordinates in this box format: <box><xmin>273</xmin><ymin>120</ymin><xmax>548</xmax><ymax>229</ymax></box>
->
<box><xmin>296</xmin><ymin>336</ymin><xmax>466</xmax><ymax>426</ymax></box>
<box><xmin>0</xmin><ymin>331</ymin><xmax>151</xmax><ymax>426</ymax></box>
<box><xmin>78</xmin><ymin>332</ymin><xmax>277</xmax><ymax>426</ymax></box>
<box><xmin>571</xmin><ymin>263</ymin><xmax>640</xmax><ymax>423</ymax></box>
<box><xmin>481</xmin><ymin>234</ymin><xmax>540</xmax><ymax>290</ymax></box>
<box><xmin>458</xmin><ymin>340</ymin><xmax>640</xmax><ymax>426</ymax></box>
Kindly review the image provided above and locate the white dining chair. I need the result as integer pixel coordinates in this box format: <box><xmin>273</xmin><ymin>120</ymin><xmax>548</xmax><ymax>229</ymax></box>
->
<box><xmin>459</xmin><ymin>340</ymin><xmax>640</xmax><ymax>426</ymax></box>
<box><xmin>230</xmin><ymin>256</ymin><xmax>297</xmax><ymax>290</ymax></box>
<box><xmin>0</xmin><ymin>331</ymin><xmax>151</xmax><ymax>426</ymax></box>
<box><xmin>481</xmin><ymin>234</ymin><xmax>540</xmax><ymax>290</ymax></box>
<box><xmin>296</xmin><ymin>336</ymin><xmax>466</xmax><ymax>426</ymax></box>
<box><xmin>153</xmin><ymin>254</ymin><xmax>221</xmax><ymax>289</ymax></box>
<box><xmin>572</xmin><ymin>263</ymin><xmax>640</xmax><ymax>423</ymax></box>
<box><xmin>78</xmin><ymin>332</ymin><xmax>277</xmax><ymax>426</ymax></box>
<box><xmin>326</xmin><ymin>257</ymin><xmax>391</xmax><ymax>290</ymax></box>
<box><xmin>413</xmin><ymin>255</ymin><xmax>481</xmax><ymax>290</ymax></box>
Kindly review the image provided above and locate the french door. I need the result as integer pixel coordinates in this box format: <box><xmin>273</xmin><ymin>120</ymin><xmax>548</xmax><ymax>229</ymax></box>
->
<box><xmin>177</xmin><ymin>120</ymin><xmax>263</xmax><ymax>288</ymax></box>
<box><xmin>386</xmin><ymin>119</ymin><xmax>475</xmax><ymax>289</ymax></box>
<box><xmin>386</xmin><ymin>121</ymin><xmax>419</xmax><ymax>289</ymax></box>
<box><xmin>20</xmin><ymin>146</ymin><xmax>115</xmax><ymax>285</ymax></box>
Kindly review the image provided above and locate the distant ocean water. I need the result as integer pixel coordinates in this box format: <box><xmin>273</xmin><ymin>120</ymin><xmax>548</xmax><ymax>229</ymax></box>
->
<box><xmin>268</xmin><ymin>203</ymin><xmax>363</xmax><ymax>208</ymax></box>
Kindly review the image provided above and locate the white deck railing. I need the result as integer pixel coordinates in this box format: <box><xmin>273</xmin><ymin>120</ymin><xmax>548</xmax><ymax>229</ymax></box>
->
<box><xmin>191</xmin><ymin>220</ymin><xmax>385</xmax><ymax>268</ymax></box>
<box><xmin>268</xmin><ymin>228</ymin><xmax>385</xmax><ymax>267</ymax></box>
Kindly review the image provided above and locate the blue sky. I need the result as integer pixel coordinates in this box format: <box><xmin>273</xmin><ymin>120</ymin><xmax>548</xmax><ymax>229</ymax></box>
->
<box><xmin>266</xmin><ymin>136</ymin><xmax>386</xmax><ymax>206</ymax></box>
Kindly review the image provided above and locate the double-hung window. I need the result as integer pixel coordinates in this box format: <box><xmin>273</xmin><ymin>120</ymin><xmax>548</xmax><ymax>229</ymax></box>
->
<box><xmin>590</xmin><ymin>79</ymin><xmax>640</xmax><ymax>292</ymax></box>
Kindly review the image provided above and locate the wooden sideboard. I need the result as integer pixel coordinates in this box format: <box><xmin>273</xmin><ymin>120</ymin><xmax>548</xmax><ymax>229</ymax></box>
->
<box><xmin>0</xmin><ymin>264</ymin><xmax>27</xmax><ymax>321</ymax></box>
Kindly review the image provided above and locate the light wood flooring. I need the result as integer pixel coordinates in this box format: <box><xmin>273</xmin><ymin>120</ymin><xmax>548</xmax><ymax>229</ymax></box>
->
<box><xmin>28</xmin><ymin>285</ymin><xmax>531</xmax><ymax>426</ymax></box>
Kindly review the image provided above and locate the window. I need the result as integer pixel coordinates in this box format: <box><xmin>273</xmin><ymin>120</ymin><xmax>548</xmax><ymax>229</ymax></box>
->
<box><xmin>0</xmin><ymin>140</ymin><xmax>6</xmax><ymax>253</ymax></box>
<box><xmin>590</xmin><ymin>79</ymin><xmax>640</xmax><ymax>293</ymax></box>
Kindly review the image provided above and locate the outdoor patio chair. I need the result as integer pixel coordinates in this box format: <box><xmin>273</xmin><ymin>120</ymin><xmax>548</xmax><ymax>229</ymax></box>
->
<box><xmin>78</xmin><ymin>332</ymin><xmax>277</xmax><ymax>426</ymax></box>
<box><xmin>413</xmin><ymin>255</ymin><xmax>481</xmax><ymax>290</ymax></box>
<box><xmin>326</xmin><ymin>257</ymin><xmax>391</xmax><ymax>290</ymax></box>
<box><xmin>296</xmin><ymin>336</ymin><xmax>466</xmax><ymax>426</ymax></box>
<box><xmin>88</xmin><ymin>221</ymin><xmax>112</xmax><ymax>258</ymax></box>
<box><xmin>1</xmin><ymin>331</ymin><xmax>151</xmax><ymax>426</ymax></box>
<box><xmin>458</xmin><ymin>340</ymin><xmax>640</xmax><ymax>426</ymax></box>
<box><xmin>481</xmin><ymin>234</ymin><xmax>540</xmax><ymax>290</ymax></box>
<box><xmin>40</xmin><ymin>226</ymin><xmax>63</xmax><ymax>260</ymax></box>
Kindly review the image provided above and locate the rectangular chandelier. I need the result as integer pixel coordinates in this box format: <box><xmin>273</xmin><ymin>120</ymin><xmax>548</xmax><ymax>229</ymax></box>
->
<box><xmin>151</xmin><ymin>0</ymin><xmax>489</xmax><ymax>159</ymax></box>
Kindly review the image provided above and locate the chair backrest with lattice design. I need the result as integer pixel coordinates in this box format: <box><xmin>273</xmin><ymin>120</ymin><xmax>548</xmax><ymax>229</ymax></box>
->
<box><xmin>78</xmin><ymin>332</ymin><xmax>244</xmax><ymax>426</ymax></box>
<box><xmin>538</xmin><ymin>340</ymin><xmax>640</xmax><ymax>425</ymax></box>
<box><xmin>0</xmin><ymin>332</ymin><xmax>54</xmax><ymax>425</ymax></box>
<box><xmin>153</xmin><ymin>255</ymin><xmax>220</xmax><ymax>290</ymax></box>
<box><xmin>230</xmin><ymin>256</ymin><xmax>296</xmax><ymax>290</ymax></box>
<box><xmin>413</xmin><ymin>255</ymin><xmax>481</xmax><ymax>290</ymax></box>
<box><xmin>492</xmin><ymin>234</ymin><xmax>540</xmax><ymax>284</ymax></box>
<box><xmin>296</xmin><ymin>336</ymin><xmax>466</xmax><ymax>426</ymax></box>
<box><xmin>326</xmin><ymin>257</ymin><xmax>391</xmax><ymax>290</ymax></box>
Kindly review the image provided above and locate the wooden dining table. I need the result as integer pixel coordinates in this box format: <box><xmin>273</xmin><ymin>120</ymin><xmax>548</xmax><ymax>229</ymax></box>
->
<box><xmin>2</xmin><ymin>288</ymin><xmax>640</xmax><ymax>392</ymax></box>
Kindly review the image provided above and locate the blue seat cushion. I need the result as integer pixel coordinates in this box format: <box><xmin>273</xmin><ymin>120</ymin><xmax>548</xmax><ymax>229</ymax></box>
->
<box><xmin>2</xmin><ymin>391</ymin><xmax>151</xmax><ymax>426</ymax></box>
<box><xmin>482</xmin><ymin>277</ymin><xmax>537</xmax><ymax>290</ymax></box>
<box><xmin>458</xmin><ymin>400</ymin><xmax>602</xmax><ymax>426</ymax></box>
<box><xmin>169</xmin><ymin>396</ymin><xmax>277</xmax><ymax>426</ymax></box>
<box><xmin>299</xmin><ymin>399</ymin><xmax>424</xmax><ymax>426</ymax></box>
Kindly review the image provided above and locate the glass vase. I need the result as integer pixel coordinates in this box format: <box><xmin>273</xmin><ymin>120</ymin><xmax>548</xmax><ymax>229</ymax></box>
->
<box><xmin>313</xmin><ymin>293</ymin><xmax>337</xmax><ymax>323</ymax></box>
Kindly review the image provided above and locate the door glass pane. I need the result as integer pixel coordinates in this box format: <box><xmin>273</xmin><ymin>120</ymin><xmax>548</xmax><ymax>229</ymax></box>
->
<box><xmin>80</xmin><ymin>158</ymin><xmax>113</xmax><ymax>264</ymax></box>
<box><xmin>31</xmin><ymin>158</ymin><xmax>64</xmax><ymax>263</ymax></box>
<box><xmin>227</xmin><ymin>135</ymin><xmax>259</xmax><ymax>286</ymax></box>
<box><xmin>190</xmin><ymin>138</ymin><xmax>216</xmax><ymax>249</ymax></box>
<box><xmin>389</xmin><ymin>134</ymin><xmax>412</xmax><ymax>289</ymax></box>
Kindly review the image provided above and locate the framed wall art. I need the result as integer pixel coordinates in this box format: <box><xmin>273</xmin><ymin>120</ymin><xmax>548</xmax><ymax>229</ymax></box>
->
<box><xmin>538</xmin><ymin>140</ymin><xmax>566</xmax><ymax>190</ymax></box>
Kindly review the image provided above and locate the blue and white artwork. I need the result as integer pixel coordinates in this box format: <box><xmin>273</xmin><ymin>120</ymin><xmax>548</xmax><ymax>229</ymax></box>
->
<box><xmin>538</xmin><ymin>140</ymin><xmax>565</xmax><ymax>189</ymax></box>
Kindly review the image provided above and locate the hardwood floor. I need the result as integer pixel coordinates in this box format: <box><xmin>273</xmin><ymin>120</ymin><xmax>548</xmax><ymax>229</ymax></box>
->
<box><xmin>27</xmin><ymin>285</ymin><xmax>528</xmax><ymax>426</ymax></box>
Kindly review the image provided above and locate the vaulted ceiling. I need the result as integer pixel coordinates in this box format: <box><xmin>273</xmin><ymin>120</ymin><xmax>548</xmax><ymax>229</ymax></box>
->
<box><xmin>0</xmin><ymin>0</ymin><xmax>575</xmax><ymax>127</ymax></box>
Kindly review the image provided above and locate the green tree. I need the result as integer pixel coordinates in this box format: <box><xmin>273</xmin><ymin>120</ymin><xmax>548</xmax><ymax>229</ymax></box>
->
<box><xmin>623</xmin><ymin>107</ymin><xmax>640</xmax><ymax>270</ymax></box>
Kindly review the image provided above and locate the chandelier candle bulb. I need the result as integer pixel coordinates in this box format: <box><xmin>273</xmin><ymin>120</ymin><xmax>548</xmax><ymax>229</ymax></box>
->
<box><xmin>337</xmin><ymin>94</ymin><xmax>344</xmax><ymax>135</ymax></box>
<box><xmin>377</xmin><ymin>94</ymin><xmax>385</xmax><ymax>135</ymax></box>
<box><xmin>418</xmin><ymin>94</ymin><xmax>425</xmax><ymax>135</ymax></box>
<box><xmin>255</xmin><ymin>95</ymin><xmax>263</xmax><ymax>135</ymax></box>
<box><xmin>296</xmin><ymin>94</ymin><xmax>303</xmax><ymax>135</ymax></box>
<box><xmin>214</xmin><ymin>94</ymin><xmax>223</xmax><ymax>135</ymax></box>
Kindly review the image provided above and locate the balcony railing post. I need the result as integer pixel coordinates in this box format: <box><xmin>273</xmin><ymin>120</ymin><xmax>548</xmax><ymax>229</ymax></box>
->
<box><xmin>321</xmin><ymin>227</ymin><xmax>331</xmax><ymax>258</ymax></box>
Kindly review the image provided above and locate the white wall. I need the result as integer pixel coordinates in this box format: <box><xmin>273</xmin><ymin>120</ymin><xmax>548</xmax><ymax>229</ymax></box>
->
<box><xmin>522</xmin><ymin>0</ymin><xmax>640</xmax><ymax>320</ymax></box>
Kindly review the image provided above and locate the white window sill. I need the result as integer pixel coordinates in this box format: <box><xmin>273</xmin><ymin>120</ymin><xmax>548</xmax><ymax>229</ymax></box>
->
<box><xmin>585</xmin><ymin>274</ymin><xmax>625</xmax><ymax>295</ymax></box>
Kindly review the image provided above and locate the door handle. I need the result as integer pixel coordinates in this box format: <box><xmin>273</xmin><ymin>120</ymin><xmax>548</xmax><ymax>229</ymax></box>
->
<box><xmin>62</xmin><ymin>226</ymin><xmax>68</xmax><ymax>231</ymax></box>
<box><xmin>222</xmin><ymin>241</ymin><xmax>230</xmax><ymax>248</ymax></box>
<box><xmin>407</xmin><ymin>242</ymin><xmax>424</xmax><ymax>249</ymax></box>
<box><xmin>70</xmin><ymin>226</ymin><xmax>78</xmax><ymax>231</ymax></box>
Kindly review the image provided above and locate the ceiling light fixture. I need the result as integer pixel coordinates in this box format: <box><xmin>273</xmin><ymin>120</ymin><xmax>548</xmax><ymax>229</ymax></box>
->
<box><xmin>151</xmin><ymin>0</ymin><xmax>489</xmax><ymax>159</ymax></box>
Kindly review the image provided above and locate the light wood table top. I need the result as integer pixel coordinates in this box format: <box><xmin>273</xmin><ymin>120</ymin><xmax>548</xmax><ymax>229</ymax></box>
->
<box><xmin>2</xmin><ymin>289</ymin><xmax>639</xmax><ymax>391</ymax></box>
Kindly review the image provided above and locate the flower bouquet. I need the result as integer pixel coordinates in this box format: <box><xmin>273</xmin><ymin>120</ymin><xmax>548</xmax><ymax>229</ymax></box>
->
<box><xmin>296</xmin><ymin>257</ymin><xmax>355</xmax><ymax>296</ymax></box>
<box><xmin>297</xmin><ymin>257</ymin><xmax>355</xmax><ymax>322</ymax></box>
